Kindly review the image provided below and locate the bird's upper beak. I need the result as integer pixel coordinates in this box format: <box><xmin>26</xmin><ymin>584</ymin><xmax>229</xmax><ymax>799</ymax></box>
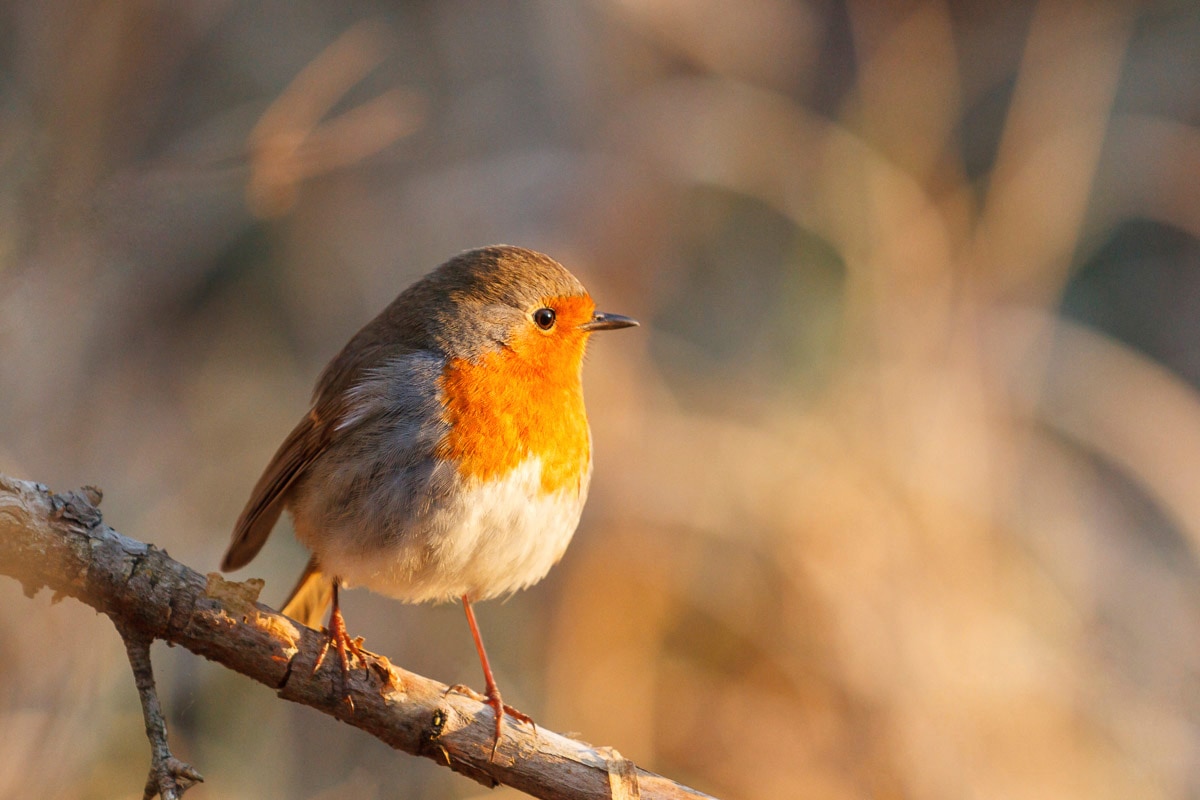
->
<box><xmin>579</xmin><ymin>311</ymin><xmax>639</xmax><ymax>332</ymax></box>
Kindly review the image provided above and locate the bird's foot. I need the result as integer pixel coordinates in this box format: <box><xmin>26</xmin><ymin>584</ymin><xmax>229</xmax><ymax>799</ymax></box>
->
<box><xmin>446</xmin><ymin>683</ymin><xmax>536</xmax><ymax>761</ymax></box>
<box><xmin>313</xmin><ymin>606</ymin><xmax>370</xmax><ymax>711</ymax></box>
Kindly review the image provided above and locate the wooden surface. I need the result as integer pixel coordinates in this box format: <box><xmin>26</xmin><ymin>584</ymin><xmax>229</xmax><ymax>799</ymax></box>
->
<box><xmin>0</xmin><ymin>473</ymin><xmax>717</xmax><ymax>800</ymax></box>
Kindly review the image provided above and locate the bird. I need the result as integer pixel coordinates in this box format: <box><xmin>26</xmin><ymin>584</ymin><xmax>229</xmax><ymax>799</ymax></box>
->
<box><xmin>220</xmin><ymin>245</ymin><xmax>637</xmax><ymax>757</ymax></box>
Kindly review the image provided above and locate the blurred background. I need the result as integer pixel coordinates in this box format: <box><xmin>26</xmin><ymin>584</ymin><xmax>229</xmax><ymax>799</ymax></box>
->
<box><xmin>2</xmin><ymin>1</ymin><xmax>1199</xmax><ymax>798</ymax></box>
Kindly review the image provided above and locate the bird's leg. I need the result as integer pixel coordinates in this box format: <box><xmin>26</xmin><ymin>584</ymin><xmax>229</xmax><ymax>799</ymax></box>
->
<box><xmin>447</xmin><ymin>594</ymin><xmax>535</xmax><ymax>760</ymax></box>
<box><xmin>313</xmin><ymin>582</ymin><xmax>370</xmax><ymax>710</ymax></box>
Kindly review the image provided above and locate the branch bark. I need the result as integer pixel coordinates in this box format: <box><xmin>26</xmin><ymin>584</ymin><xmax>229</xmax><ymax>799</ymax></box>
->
<box><xmin>0</xmin><ymin>474</ymin><xmax>715</xmax><ymax>800</ymax></box>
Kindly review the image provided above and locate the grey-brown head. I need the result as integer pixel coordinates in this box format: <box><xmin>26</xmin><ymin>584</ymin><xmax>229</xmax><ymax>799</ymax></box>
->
<box><xmin>366</xmin><ymin>245</ymin><xmax>637</xmax><ymax>363</ymax></box>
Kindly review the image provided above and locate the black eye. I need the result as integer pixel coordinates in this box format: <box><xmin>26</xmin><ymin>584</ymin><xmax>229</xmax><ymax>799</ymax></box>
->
<box><xmin>533</xmin><ymin>307</ymin><xmax>556</xmax><ymax>330</ymax></box>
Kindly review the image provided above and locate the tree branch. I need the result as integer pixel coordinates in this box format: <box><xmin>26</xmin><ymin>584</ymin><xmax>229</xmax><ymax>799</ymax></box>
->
<box><xmin>0</xmin><ymin>474</ymin><xmax>715</xmax><ymax>800</ymax></box>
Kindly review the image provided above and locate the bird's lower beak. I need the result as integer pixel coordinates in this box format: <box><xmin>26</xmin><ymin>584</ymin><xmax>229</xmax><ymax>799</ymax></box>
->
<box><xmin>580</xmin><ymin>312</ymin><xmax>639</xmax><ymax>332</ymax></box>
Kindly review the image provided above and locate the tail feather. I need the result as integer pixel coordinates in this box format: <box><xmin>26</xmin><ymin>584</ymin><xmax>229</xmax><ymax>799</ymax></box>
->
<box><xmin>281</xmin><ymin>557</ymin><xmax>334</xmax><ymax>629</ymax></box>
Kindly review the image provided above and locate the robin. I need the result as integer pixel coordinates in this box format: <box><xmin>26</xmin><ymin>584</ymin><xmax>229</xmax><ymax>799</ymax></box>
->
<box><xmin>220</xmin><ymin>245</ymin><xmax>637</xmax><ymax>756</ymax></box>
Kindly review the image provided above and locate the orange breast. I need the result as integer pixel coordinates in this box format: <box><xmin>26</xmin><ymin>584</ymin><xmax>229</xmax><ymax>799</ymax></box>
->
<box><xmin>437</xmin><ymin>297</ymin><xmax>594</xmax><ymax>495</ymax></box>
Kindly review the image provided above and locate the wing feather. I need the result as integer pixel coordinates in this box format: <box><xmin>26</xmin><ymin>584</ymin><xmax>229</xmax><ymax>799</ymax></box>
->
<box><xmin>222</xmin><ymin>288</ymin><xmax>429</xmax><ymax>573</ymax></box>
<box><xmin>221</xmin><ymin>410</ymin><xmax>327</xmax><ymax>571</ymax></box>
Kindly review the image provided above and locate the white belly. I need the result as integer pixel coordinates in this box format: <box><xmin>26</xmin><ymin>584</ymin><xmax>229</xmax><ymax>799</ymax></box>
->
<box><xmin>296</xmin><ymin>457</ymin><xmax>588</xmax><ymax>604</ymax></box>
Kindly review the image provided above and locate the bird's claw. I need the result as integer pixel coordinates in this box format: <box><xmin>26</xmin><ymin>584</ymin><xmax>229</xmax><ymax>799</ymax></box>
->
<box><xmin>445</xmin><ymin>683</ymin><xmax>536</xmax><ymax>761</ymax></box>
<box><xmin>312</xmin><ymin>607</ymin><xmax>371</xmax><ymax>711</ymax></box>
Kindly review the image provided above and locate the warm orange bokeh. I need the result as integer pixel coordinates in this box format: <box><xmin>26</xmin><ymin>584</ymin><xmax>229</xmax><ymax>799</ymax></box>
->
<box><xmin>1</xmin><ymin>3</ymin><xmax>1198</xmax><ymax>799</ymax></box>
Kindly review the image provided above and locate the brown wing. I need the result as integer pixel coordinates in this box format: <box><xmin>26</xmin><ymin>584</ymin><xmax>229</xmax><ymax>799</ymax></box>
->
<box><xmin>220</xmin><ymin>408</ymin><xmax>328</xmax><ymax>571</ymax></box>
<box><xmin>222</xmin><ymin>277</ymin><xmax>428</xmax><ymax>572</ymax></box>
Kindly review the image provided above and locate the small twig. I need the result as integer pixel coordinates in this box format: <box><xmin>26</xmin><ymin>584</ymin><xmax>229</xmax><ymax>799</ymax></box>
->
<box><xmin>115</xmin><ymin>622</ymin><xmax>204</xmax><ymax>800</ymax></box>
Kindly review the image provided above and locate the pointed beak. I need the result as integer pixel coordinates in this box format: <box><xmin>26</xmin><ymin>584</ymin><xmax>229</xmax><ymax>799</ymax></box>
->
<box><xmin>580</xmin><ymin>311</ymin><xmax>639</xmax><ymax>332</ymax></box>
